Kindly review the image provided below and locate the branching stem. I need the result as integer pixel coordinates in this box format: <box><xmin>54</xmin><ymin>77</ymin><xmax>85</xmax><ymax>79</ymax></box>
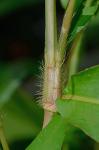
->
<box><xmin>58</xmin><ymin>0</ymin><xmax>76</xmax><ymax>61</ymax></box>
<box><xmin>65</xmin><ymin>31</ymin><xmax>83</xmax><ymax>83</ymax></box>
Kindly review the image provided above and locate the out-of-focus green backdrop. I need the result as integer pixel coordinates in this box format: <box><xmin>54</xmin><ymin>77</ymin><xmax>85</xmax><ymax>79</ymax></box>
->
<box><xmin>0</xmin><ymin>0</ymin><xmax>99</xmax><ymax>150</ymax></box>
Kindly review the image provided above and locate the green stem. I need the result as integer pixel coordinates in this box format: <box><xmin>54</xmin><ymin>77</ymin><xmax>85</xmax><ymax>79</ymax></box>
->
<box><xmin>58</xmin><ymin>0</ymin><xmax>76</xmax><ymax>61</ymax></box>
<box><xmin>43</xmin><ymin>0</ymin><xmax>58</xmax><ymax>128</ymax></box>
<box><xmin>45</xmin><ymin>0</ymin><xmax>57</xmax><ymax>66</ymax></box>
<box><xmin>67</xmin><ymin>32</ymin><xmax>83</xmax><ymax>81</ymax></box>
<box><xmin>0</xmin><ymin>126</ymin><xmax>9</xmax><ymax>150</ymax></box>
<box><xmin>62</xmin><ymin>31</ymin><xmax>83</xmax><ymax>89</ymax></box>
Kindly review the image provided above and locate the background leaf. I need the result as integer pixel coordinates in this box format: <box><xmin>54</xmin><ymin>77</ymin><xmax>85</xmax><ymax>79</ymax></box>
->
<box><xmin>2</xmin><ymin>89</ymin><xmax>43</xmax><ymax>142</ymax></box>
<box><xmin>0</xmin><ymin>60</ymin><xmax>42</xmax><ymax>143</ymax></box>
<box><xmin>0</xmin><ymin>60</ymin><xmax>38</xmax><ymax>109</ymax></box>
<box><xmin>57</xmin><ymin>65</ymin><xmax>99</xmax><ymax>142</ymax></box>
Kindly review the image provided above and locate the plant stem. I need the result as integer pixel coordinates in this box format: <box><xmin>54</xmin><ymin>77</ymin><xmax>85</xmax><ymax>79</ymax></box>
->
<box><xmin>0</xmin><ymin>125</ymin><xmax>9</xmax><ymax>150</ymax></box>
<box><xmin>43</xmin><ymin>0</ymin><xmax>58</xmax><ymax>127</ymax></box>
<box><xmin>66</xmin><ymin>31</ymin><xmax>83</xmax><ymax>82</ymax></box>
<box><xmin>58</xmin><ymin>0</ymin><xmax>76</xmax><ymax>61</ymax></box>
<box><xmin>45</xmin><ymin>0</ymin><xmax>57</xmax><ymax>66</ymax></box>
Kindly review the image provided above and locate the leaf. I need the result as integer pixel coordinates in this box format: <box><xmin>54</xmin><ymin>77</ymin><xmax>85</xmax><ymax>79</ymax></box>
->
<box><xmin>68</xmin><ymin>2</ymin><xmax>99</xmax><ymax>43</ymax></box>
<box><xmin>2</xmin><ymin>89</ymin><xmax>43</xmax><ymax>142</ymax></box>
<box><xmin>60</xmin><ymin>0</ymin><xmax>68</xmax><ymax>9</ymax></box>
<box><xmin>0</xmin><ymin>60</ymin><xmax>38</xmax><ymax>109</ymax></box>
<box><xmin>26</xmin><ymin>115</ymin><xmax>66</xmax><ymax>150</ymax></box>
<box><xmin>56</xmin><ymin>65</ymin><xmax>99</xmax><ymax>142</ymax></box>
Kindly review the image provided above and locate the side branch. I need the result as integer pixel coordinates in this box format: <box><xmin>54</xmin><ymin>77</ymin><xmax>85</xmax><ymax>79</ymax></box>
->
<box><xmin>58</xmin><ymin>0</ymin><xmax>76</xmax><ymax>61</ymax></box>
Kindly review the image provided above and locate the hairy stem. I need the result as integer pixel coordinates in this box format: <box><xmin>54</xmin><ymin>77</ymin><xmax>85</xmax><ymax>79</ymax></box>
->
<box><xmin>43</xmin><ymin>0</ymin><xmax>59</xmax><ymax>127</ymax></box>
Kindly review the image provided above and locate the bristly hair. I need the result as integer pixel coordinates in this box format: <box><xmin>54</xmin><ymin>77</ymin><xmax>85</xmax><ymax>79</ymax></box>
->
<box><xmin>33</xmin><ymin>60</ymin><xmax>45</xmax><ymax>107</ymax></box>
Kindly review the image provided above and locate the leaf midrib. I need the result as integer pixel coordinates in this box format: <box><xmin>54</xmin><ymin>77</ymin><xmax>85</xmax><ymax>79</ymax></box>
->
<box><xmin>62</xmin><ymin>94</ymin><xmax>99</xmax><ymax>105</ymax></box>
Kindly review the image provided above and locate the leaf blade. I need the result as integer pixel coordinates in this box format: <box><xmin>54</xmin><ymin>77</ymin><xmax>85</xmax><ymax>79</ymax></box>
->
<box><xmin>57</xmin><ymin>65</ymin><xmax>99</xmax><ymax>142</ymax></box>
<box><xmin>68</xmin><ymin>1</ymin><xmax>99</xmax><ymax>43</ymax></box>
<box><xmin>26</xmin><ymin>115</ymin><xmax>66</xmax><ymax>150</ymax></box>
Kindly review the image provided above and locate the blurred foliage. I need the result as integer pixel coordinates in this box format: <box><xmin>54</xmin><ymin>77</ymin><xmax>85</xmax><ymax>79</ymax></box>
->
<box><xmin>0</xmin><ymin>0</ymin><xmax>44</xmax><ymax>149</ymax></box>
<box><xmin>0</xmin><ymin>60</ymin><xmax>39</xmax><ymax>109</ymax></box>
<box><xmin>0</xmin><ymin>60</ymin><xmax>43</xmax><ymax>149</ymax></box>
<box><xmin>2</xmin><ymin>89</ymin><xmax>43</xmax><ymax>142</ymax></box>
<box><xmin>84</xmin><ymin>12</ymin><xmax>99</xmax><ymax>48</ymax></box>
<box><xmin>0</xmin><ymin>0</ymin><xmax>44</xmax><ymax>16</ymax></box>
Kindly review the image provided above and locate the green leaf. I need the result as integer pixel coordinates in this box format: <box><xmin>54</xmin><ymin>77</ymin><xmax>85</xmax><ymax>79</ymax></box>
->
<box><xmin>26</xmin><ymin>115</ymin><xmax>66</xmax><ymax>150</ymax></box>
<box><xmin>56</xmin><ymin>65</ymin><xmax>99</xmax><ymax>142</ymax></box>
<box><xmin>0</xmin><ymin>60</ymin><xmax>38</xmax><ymax>109</ymax></box>
<box><xmin>69</xmin><ymin>2</ymin><xmax>99</xmax><ymax>43</ymax></box>
<box><xmin>60</xmin><ymin>0</ymin><xmax>68</xmax><ymax>9</ymax></box>
<box><xmin>2</xmin><ymin>89</ymin><xmax>43</xmax><ymax>142</ymax></box>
